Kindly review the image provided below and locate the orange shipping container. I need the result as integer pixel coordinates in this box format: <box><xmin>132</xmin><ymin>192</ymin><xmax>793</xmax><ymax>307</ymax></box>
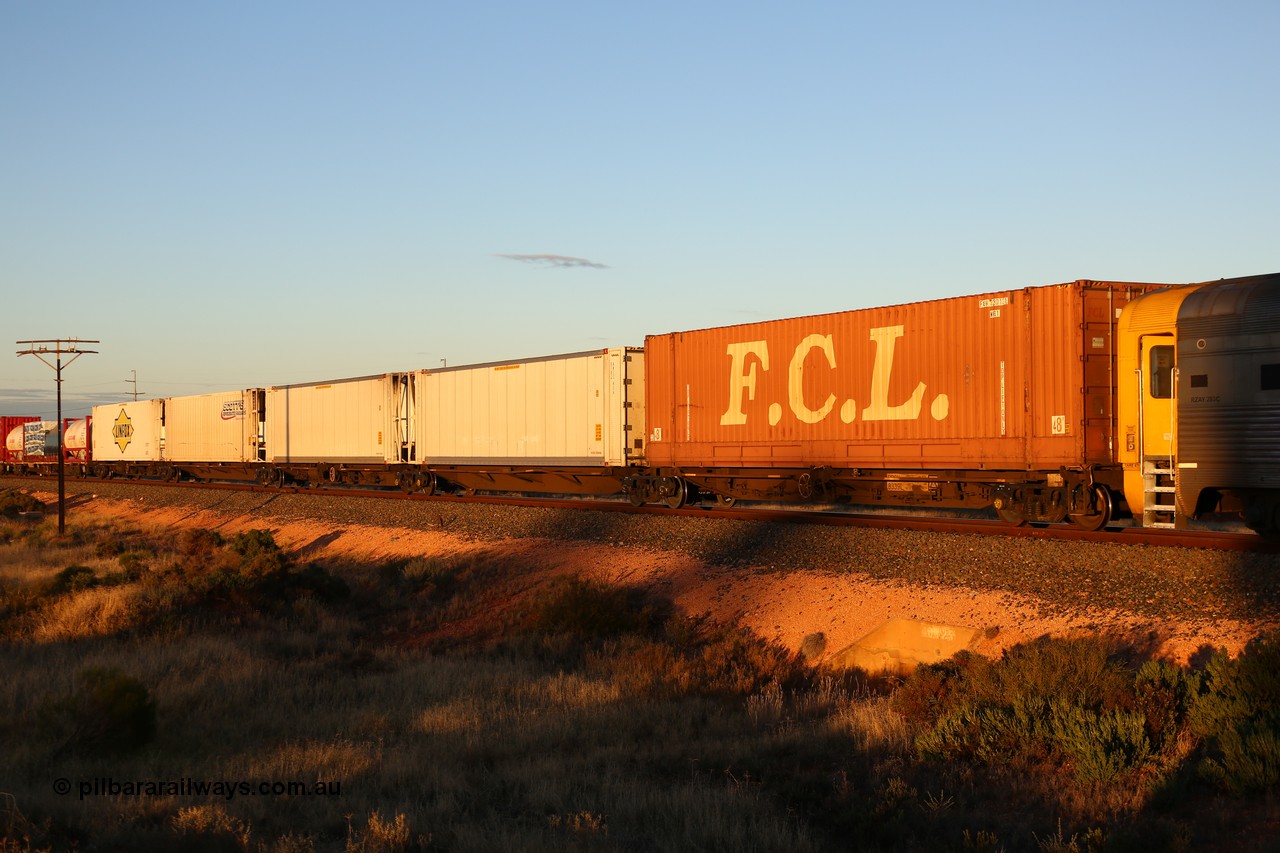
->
<box><xmin>644</xmin><ymin>281</ymin><xmax>1168</xmax><ymax>473</ymax></box>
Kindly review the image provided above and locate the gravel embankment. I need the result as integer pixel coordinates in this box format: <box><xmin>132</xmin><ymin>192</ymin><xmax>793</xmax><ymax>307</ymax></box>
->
<box><xmin>11</xmin><ymin>477</ymin><xmax>1280</xmax><ymax>625</ymax></box>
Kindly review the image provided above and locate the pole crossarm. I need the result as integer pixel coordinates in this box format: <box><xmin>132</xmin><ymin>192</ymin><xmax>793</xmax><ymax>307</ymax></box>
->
<box><xmin>16</xmin><ymin>338</ymin><xmax>100</xmax><ymax>367</ymax></box>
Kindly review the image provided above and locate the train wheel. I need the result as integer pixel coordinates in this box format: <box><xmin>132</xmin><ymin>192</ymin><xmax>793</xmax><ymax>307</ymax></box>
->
<box><xmin>627</xmin><ymin>489</ymin><xmax>645</xmax><ymax>507</ymax></box>
<box><xmin>995</xmin><ymin>506</ymin><xmax>1027</xmax><ymax>526</ymax></box>
<box><xmin>1068</xmin><ymin>485</ymin><xmax>1113</xmax><ymax>532</ymax></box>
<box><xmin>716</xmin><ymin>493</ymin><xmax>737</xmax><ymax>508</ymax></box>
<box><xmin>664</xmin><ymin>478</ymin><xmax>689</xmax><ymax>510</ymax></box>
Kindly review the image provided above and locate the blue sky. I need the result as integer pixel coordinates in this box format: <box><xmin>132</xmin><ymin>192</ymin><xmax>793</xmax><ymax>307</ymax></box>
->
<box><xmin>3</xmin><ymin>1</ymin><xmax>1277</xmax><ymax>419</ymax></box>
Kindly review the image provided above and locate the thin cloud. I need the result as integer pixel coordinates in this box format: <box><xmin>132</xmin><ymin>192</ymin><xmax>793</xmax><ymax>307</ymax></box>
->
<box><xmin>497</xmin><ymin>253</ymin><xmax>608</xmax><ymax>270</ymax></box>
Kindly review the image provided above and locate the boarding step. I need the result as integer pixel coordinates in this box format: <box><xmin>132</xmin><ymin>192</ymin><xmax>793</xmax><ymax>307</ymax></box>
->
<box><xmin>1142</xmin><ymin>458</ymin><xmax>1178</xmax><ymax>528</ymax></box>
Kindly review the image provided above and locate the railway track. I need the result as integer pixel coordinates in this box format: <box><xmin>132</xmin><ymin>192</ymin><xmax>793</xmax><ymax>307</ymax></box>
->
<box><xmin>9</xmin><ymin>473</ymin><xmax>1280</xmax><ymax>631</ymax></box>
<box><xmin>5</xmin><ymin>474</ymin><xmax>1271</xmax><ymax>553</ymax></box>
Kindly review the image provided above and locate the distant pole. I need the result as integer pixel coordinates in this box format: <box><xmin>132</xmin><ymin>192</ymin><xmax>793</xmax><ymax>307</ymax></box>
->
<box><xmin>126</xmin><ymin>370</ymin><xmax>143</xmax><ymax>401</ymax></box>
<box><xmin>16</xmin><ymin>338</ymin><xmax>99</xmax><ymax>535</ymax></box>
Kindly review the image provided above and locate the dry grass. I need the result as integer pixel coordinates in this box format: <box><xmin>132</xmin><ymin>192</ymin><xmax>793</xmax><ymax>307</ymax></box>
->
<box><xmin>1</xmin><ymin>505</ymin><xmax>1279</xmax><ymax>851</ymax></box>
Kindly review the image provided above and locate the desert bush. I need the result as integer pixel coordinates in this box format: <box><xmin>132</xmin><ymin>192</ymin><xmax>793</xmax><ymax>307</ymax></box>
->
<box><xmin>116</xmin><ymin>550</ymin><xmax>152</xmax><ymax>577</ymax></box>
<box><xmin>519</xmin><ymin>575</ymin><xmax>660</xmax><ymax>642</ymax></box>
<box><xmin>185</xmin><ymin>556</ymin><xmax>348</xmax><ymax>612</ymax></box>
<box><xmin>229</xmin><ymin>529</ymin><xmax>289</xmax><ymax>577</ymax></box>
<box><xmin>38</xmin><ymin>666</ymin><xmax>156</xmax><ymax>756</ymax></box>
<box><xmin>0</xmin><ymin>579</ymin><xmax>42</xmax><ymax>619</ymax></box>
<box><xmin>262</xmin><ymin>563</ymin><xmax>350</xmax><ymax>605</ymax></box>
<box><xmin>176</xmin><ymin>527</ymin><xmax>225</xmax><ymax>557</ymax></box>
<box><xmin>1133</xmin><ymin>658</ymin><xmax>1200</xmax><ymax>755</ymax></box>
<box><xmin>0</xmin><ymin>490</ymin><xmax>43</xmax><ymax>517</ymax></box>
<box><xmin>401</xmin><ymin>556</ymin><xmax>458</xmax><ymax>601</ymax></box>
<box><xmin>900</xmin><ymin>636</ymin><xmax>1169</xmax><ymax>784</ymax></box>
<box><xmin>376</xmin><ymin>556</ymin><xmax>458</xmax><ymax>603</ymax></box>
<box><xmin>92</xmin><ymin>527</ymin><xmax>152</xmax><ymax>559</ymax></box>
<box><xmin>1189</xmin><ymin>636</ymin><xmax>1280</xmax><ymax>793</ymax></box>
<box><xmin>590</xmin><ymin>617</ymin><xmax>809</xmax><ymax>702</ymax></box>
<box><xmin>345</xmin><ymin>810</ymin><xmax>426</xmax><ymax>853</ymax></box>
<box><xmin>40</xmin><ymin>564</ymin><xmax>98</xmax><ymax>596</ymax></box>
<box><xmin>172</xmin><ymin>803</ymin><xmax>253</xmax><ymax>850</ymax></box>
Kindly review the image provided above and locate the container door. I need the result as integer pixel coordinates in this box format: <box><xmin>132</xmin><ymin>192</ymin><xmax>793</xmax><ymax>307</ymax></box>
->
<box><xmin>252</xmin><ymin>390</ymin><xmax>266</xmax><ymax>462</ymax></box>
<box><xmin>623</xmin><ymin>348</ymin><xmax>645</xmax><ymax>463</ymax></box>
<box><xmin>393</xmin><ymin>373</ymin><xmax>416</xmax><ymax>463</ymax></box>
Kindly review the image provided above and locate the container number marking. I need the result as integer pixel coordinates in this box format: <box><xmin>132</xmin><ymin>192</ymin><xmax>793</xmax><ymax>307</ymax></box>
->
<box><xmin>1051</xmin><ymin>415</ymin><xmax>1067</xmax><ymax>435</ymax></box>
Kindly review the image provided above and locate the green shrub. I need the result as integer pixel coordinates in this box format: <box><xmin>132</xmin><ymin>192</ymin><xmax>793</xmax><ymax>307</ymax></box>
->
<box><xmin>42</xmin><ymin>564</ymin><xmax>99</xmax><ymax>596</ymax></box>
<box><xmin>1051</xmin><ymin>700</ymin><xmax>1151</xmax><ymax>784</ymax></box>
<box><xmin>40</xmin><ymin>667</ymin><xmax>157</xmax><ymax>755</ymax></box>
<box><xmin>1189</xmin><ymin>637</ymin><xmax>1280</xmax><ymax>793</ymax></box>
<box><xmin>229</xmin><ymin>529</ymin><xmax>289</xmax><ymax>577</ymax></box>
<box><xmin>901</xmin><ymin>636</ymin><xmax>1170</xmax><ymax>783</ymax></box>
<box><xmin>1133</xmin><ymin>659</ymin><xmax>1200</xmax><ymax>753</ymax></box>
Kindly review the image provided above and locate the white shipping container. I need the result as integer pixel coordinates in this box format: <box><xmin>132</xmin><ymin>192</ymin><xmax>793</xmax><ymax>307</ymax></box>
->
<box><xmin>91</xmin><ymin>400</ymin><xmax>166</xmax><ymax>462</ymax></box>
<box><xmin>165</xmin><ymin>390</ymin><xmax>262</xmax><ymax>463</ymax></box>
<box><xmin>265</xmin><ymin>374</ymin><xmax>411</xmax><ymax>464</ymax></box>
<box><xmin>418</xmin><ymin>348</ymin><xmax>645</xmax><ymax>466</ymax></box>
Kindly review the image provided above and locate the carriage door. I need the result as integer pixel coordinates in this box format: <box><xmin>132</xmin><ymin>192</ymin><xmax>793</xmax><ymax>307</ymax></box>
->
<box><xmin>1138</xmin><ymin>335</ymin><xmax>1177</xmax><ymax>526</ymax></box>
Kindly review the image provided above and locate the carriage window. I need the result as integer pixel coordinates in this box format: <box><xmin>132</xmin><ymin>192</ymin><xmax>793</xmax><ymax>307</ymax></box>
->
<box><xmin>1263</xmin><ymin>364</ymin><xmax>1280</xmax><ymax>391</ymax></box>
<box><xmin>1149</xmin><ymin>346</ymin><xmax>1174</xmax><ymax>399</ymax></box>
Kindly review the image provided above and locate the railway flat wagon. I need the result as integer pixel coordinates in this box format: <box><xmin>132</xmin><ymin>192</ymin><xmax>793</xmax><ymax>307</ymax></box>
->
<box><xmin>638</xmin><ymin>280</ymin><xmax>1170</xmax><ymax>524</ymax></box>
<box><xmin>417</xmin><ymin>347</ymin><xmax>645</xmax><ymax>496</ymax></box>
<box><xmin>263</xmin><ymin>373</ymin><xmax>415</xmax><ymax>487</ymax></box>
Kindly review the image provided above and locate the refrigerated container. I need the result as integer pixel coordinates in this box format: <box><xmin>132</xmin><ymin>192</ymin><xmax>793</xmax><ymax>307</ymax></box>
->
<box><xmin>91</xmin><ymin>400</ymin><xmax>166</xmax><ymax>463</ymax></box>
<box><xmin>418</xmin><ymin>348</ymin><xmax>645</xmax><ymax>466</ymax></box>
<box><xmin>164</xmin><ymin>390</ymin><xmax>262</xmax><ymax>463</ymax></box>
<box><xmin>265</xmin><ymin>374</ymin><xmax>411</xmax><ymax>465</ymax></box>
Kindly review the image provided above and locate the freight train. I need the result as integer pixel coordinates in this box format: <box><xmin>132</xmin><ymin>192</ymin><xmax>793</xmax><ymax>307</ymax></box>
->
<box><xmin>6</xmin><ymin>273</ymin><xmax>1280</xmax><ymax>536</ymax></box>
<box><xmin>2</xmin><ymin>417</ymin><xmax>90</xmax><ymax>474</ymax></box>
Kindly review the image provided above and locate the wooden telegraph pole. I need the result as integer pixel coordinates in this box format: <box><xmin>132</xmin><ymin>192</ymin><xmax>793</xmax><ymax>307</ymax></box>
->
<box><xmin>16</xmin><ymin>338</ymin><xmax>99</xmax><ymax>535</ymax></box>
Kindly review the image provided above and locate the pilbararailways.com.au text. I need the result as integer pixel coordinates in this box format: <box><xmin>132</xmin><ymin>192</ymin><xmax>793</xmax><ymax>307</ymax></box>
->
<box><xmin>55</xmin><ymin>777</ymin><xmax>341</xmax><ymax>802</ymax></box>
